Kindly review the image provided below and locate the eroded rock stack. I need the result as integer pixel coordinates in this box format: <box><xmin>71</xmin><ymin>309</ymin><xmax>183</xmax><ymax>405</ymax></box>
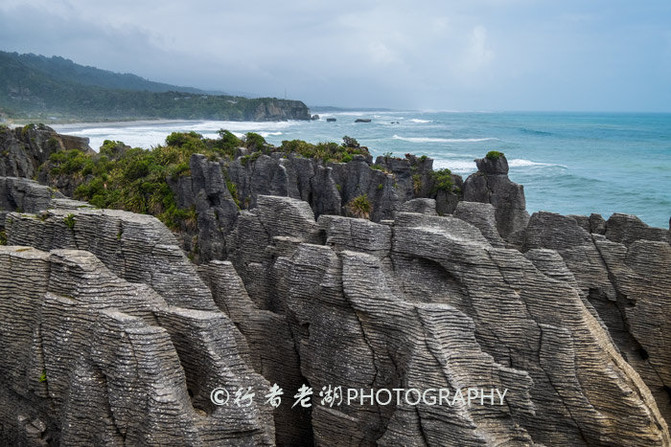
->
<box><xmin>170</xmin><ymin>150</ymin><xmax>458</xmax><ymax>263</ymax></box>
<box><xmin>0</xmin><ymin>124</ymin><xmax>92</xmax><ymax>179</ymax></box>
<box><xmin>463</xmin><ymin>153</ymin><xmax>530</xmax><ymax>244</ymax></box>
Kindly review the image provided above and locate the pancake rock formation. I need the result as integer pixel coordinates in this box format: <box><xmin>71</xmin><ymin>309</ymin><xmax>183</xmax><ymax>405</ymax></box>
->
<box><xmin>1</xmin><ymin>130</ymin><xmax>670</xmax><ymax>446</ymax></box>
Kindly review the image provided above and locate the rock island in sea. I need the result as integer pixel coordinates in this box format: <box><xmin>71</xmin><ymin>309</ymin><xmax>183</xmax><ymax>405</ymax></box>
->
<box><xmin>0</xmin><ymin>124</ymin><xmax>669</xmax><ymax>446</ymax></box>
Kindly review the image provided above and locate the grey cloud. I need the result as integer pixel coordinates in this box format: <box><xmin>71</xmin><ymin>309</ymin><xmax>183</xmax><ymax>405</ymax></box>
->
<box><xmin>1</xmin><ymin>0</ymin><xmax>670</xmax><ymax>111</ymax></box>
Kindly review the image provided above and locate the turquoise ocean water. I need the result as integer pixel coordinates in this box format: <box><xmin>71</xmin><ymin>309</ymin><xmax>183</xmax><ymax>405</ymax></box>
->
<box><xmin>53</xmin><ymin>111</ymin><xmax>671</xmax><ymax>228</ymax></box>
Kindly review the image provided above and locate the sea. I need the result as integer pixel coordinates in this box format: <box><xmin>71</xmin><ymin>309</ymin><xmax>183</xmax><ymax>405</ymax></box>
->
<box><xmin>52</xmin><ymin>111</ymin><xmax>671</xmax><ymax>228</ymax></box>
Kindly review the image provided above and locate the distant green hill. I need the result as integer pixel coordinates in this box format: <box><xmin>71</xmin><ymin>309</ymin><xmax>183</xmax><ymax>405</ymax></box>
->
<box><xmin>0</xmin><ymin>51</ymin><xmax>310</xmax><ymax>122</ymax></box>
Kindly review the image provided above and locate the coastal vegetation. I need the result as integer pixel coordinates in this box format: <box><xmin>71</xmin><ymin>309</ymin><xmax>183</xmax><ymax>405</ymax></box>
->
<box><xmin>486</xmin><ymin>150</ymin><xmax>504</xmax><ymax>160</ymax></box>
<box><xmin>51</xmin><ymin>132</ymin><xmax>229</xmax><ymax>230</ymax></box>
<box><xmin>279</xmin><ymin>136</ymin><xmax>370</xmax><ymax>163</ymax></box>
<box><xmin>41</xmin><ymin>131</ymin><xmax>374</xmax><ymax>230</ymax></box>
<box><xmin>412</xmin><ymin>174</ymin><xmax>423</xmax><ymax>194</ymax></box>
<box><xmin>63</xmin><ymin>213</ymin><xmax>76</xmax><ymax>230</ymax></box>
<box><xmin>431</xmin><ymin>168</ymin><xmax>454</xmax><ymax>193</ymax></box>
<box><xmin>346</xmin><ymin>195</ymin><xmax>372</xmax><ymax>219</ymax></box>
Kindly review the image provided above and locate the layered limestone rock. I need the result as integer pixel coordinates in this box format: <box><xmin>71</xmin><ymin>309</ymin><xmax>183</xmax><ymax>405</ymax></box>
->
<box><xmin>224</xmin><ymin>195</ymin><xmax>670</xmax><ymax>446</ymax></box>
<box><xmin>453</xmin><ymin>201</ymin><xmax>505</xmax><ymax>247</ymax></box>
<box><xmin>463</xmin><ymin>154</ymin><xmax>530</xmax><ymax>243</ymax></box>
<box><xmin>605</xmin><ymin>213</ymin><xmax>670</xmax><ymax>246</ymax></box>
<box><xmin>3</xmin><ymin>128</ymin><xmax>671</xmax><ymax>446</ymax></box>
<box><xmin>166</xmin><ymin>150</ymin><xmax>464</xmax><ymax>262</ymax></box>
<box><xmin>0</xmin><ymin>245</ymin><xmax>274</xmax><ymax>446</ymax></box>
<box><xmin>0</xmin><ymin>124</ymin><xmax>92</xmax><ymax>179</ymax></box>
<box><xmin>522</xmin><ymin>211</ymin><xmax>671</xmax><ymax>425</ymax></box>
<box><xmin>6</xmin><ymin>207</ymin><xmax>218</xmax><ymax>311</ymax></box>
<box><xmin>0</xmin><ymin>177</ymin><xmax>65</xmax><ymax>226</ymax></box>
<box><xmin>0</xmin><ymin>182</ymin><xmax>277</xmax><ymax>444</ymax></box>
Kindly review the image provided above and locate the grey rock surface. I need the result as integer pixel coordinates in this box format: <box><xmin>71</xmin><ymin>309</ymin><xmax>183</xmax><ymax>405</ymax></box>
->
<box><xmin>523</xmin><ymin>210</ymin><xmax>671</xmax><ymax>426</ymax></box>
<box><xmin>0</xmin><ymin>177</ymin><xmax>64</xmax><ymax>226</ymax></box>
<box><xmin>6</xmin><ymin>207</ymin><xmax>218</xmax><ymax>311</ymax></box>
<box><xmin>0</xmin><ymin>124</ymin><xmax>92</xmax><ymax>179</ymax></box>
<box><xmin>170</xmin><ymin>150</ymin><xmax>466</xmax><ymax>261</ymax></box>
<box><xmin>475</xmin><ymin>154</ymin><xmax>509</xmax><ymax>175</ymax></box>
<box><xmin>605</xmin><ymin>212</ymin><xmax>670</xmax><ymax>246</ymax></box>
<box><xmin>0</xmin><ymin>246</ymin><xmax>273</xmax><ymax>446</ymax></box>
<box><xmin>2</xmin><ymin>128</ymin><xmax>671</xmax><ymax>446</ymax></box>
<box><xmin>398</xmin><ymin>198</ymin><xmax>438</xmax><ymax>216</ymax></box>
<box><xmin>453</xmin><ymin>201</ymin><xmax>505</xmax><ymax>247</ymax></box>
<box><xmin>463</xmin><ymin>154</ymin><xmax>530</xmax><ymax>242</ymax></box>
<box><xmin>224</xmin><ymin>196</ymin><xmax>670</xmax><ymax>446</ymax></box>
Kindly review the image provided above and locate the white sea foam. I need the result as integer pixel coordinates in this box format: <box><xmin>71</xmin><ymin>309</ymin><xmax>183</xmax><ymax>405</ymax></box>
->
<box><xmin>508</xmin><ymin>159</ymin><xmax>567</xmax><ymax>169</ymax></box>
<box><xmin>431</xmin><ymin>158</ymin><xmax>567</xmax><ymax>174</ymax></box>
<box><xmin>433</xmin><ymin>159</ymin><xmax>477</xmax><ymax>173</ymax></box>
<box><xmin>393</xmin><ymin>135</ymin><xmax>497</xmax><ymax>144</ymax></box>
<box><xmin>53</xmin><ymin>120</ymin><xmax>299</xmax><ymax>151</ymax></box>
<box><xmin>426</xmin><ymin>152</ymin><xmax>477</xmax><ymax>158</ymax></box>
<box><xmin>409</xmin><ymin>119</ymin><xmax>431</xmax><ymax>124</ymax></box>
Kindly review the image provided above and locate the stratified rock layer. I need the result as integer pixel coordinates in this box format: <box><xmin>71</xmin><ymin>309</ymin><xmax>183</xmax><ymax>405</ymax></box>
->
<box><xmin>0</xmin><ymin>246</ymin><xmax>274</xmax><ymax>446</ymax></box>
<box><xmin>6</xmin><ymin>207</ymin><xmax>218</xmax><ymax>311</ymax></box>
<box><xmin>172</xmin><ymin>151</ymin><xmax>462</xmax><ymax>262</ymax></box>
<box><xmin>0</xmin><ymin>124</ymin><xmax>92</xmax><ymax>179</ymax></box>
<box><xmin>523</xmin><ymin>211</ymin><xmax>671</xmax><ymax>425</ymax></box>
<box><xmin>223</xmin><ymin>196</ymin><xmax>669</xmax><ymax>446</ymax></box>
<box><xmin>463</xmin><ymin>154</ymin><xmax>529</xmax><ymax>243</ymax></box>
<box><xmin>1</xmin><ymin>131</ymin><xmax>671</xmax><ymax>447</ymax></box>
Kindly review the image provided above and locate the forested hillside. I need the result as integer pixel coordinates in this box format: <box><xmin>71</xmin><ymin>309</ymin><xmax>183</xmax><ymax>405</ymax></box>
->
<box><xmin>0</xmin><ymin>51</ymin><xmax>310</xmax><ymax>122</ymax></box>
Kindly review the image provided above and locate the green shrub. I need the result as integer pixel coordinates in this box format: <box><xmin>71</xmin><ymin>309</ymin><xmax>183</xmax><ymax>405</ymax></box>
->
<box><xmin>0</xmin><ymin>230</ymin><xmax>6</xmax><ymax>245</ymax></box>
<box><xmin>99</xmin><ymin>140</ymin><xmax>126</xmax><ymax>159</ymax></box>
<box><xmin>280</xmin><ymin>138</ymin><xmax>370</xmax><ymax>163</ymax></box>
<box><xmin>217</xmin><ymin>130</ymin><xmax>242</xmax><ymax>150</ymax></box>
<box><xmin>52</xmin><ymin>135</ymin><xmax>211</xmax><ymax>231</ymax></box>
<box><xmin>168</xmin><ymin>161</ymin><xmax>190</xmax><ymax>178</ymax></box>
<box><xmin>244</xmin><ymin>132</ymin><xmax>266</xmax><ymax>150</ymax></box>
<box><xmin>431</xmin><ymin>168</ymin><xmax>454</xmax><ymax>193</ymax></box>
<box><xmin>226</xmin><ymin>180</ymin><xmax>240</xmax><ymax>208</ymax></box>
<box><xmin>346</xmin><ymin>195</ymin><xmax>372</xmax><ymax>219</ymax></box>
<box><xmin>486</xmin><ymin>150</ymin><xmax>504</xmax><ymax>160</ymax></box>
<box><xmin>165</xmin><ymin>131</ymin><xmax>205</xmax><ymax>149</ymax></box>
<box><xmin>64</xmin><ymin>213</ymin><xmax>76</xmax><ymax>229</ymax></box>
<box><xmin>412</xmin><ymin>174</ymin><xmax>423</xmax><ymax>194</ymax></box>
<box><xmin>342</xmin><ymin>136</ymin><xmax>360</xmax><ymax>148</ymax></box>
<box><xmin>48</xmin><ymin>149</ymin><xmax>98</xmax><ymax>176</ymax></box>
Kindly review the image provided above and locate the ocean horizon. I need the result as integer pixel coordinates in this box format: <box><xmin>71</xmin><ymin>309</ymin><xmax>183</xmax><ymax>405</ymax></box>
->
<box><xmin>52</xmin><ymin>110</ymin><xmax>671</xmax><ymax>228</ymax></box>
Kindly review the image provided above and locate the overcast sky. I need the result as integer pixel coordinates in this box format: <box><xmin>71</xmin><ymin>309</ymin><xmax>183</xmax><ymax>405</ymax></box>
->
<box><xmin>1</xmin><ymin>0</ymin><xmax>670</xmax><ymax>111</ymax></box>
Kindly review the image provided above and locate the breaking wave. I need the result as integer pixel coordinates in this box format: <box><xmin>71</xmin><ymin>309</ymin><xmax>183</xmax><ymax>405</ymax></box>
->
<box><xmin>508</xmin><ymin>159</ymin><xmax>568</xmax><ymax>169</ymax></box>
<box><xmin>393</xmin><ymin>135</ymin><xmax>498</xmax><ymax>143</ymax></box>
